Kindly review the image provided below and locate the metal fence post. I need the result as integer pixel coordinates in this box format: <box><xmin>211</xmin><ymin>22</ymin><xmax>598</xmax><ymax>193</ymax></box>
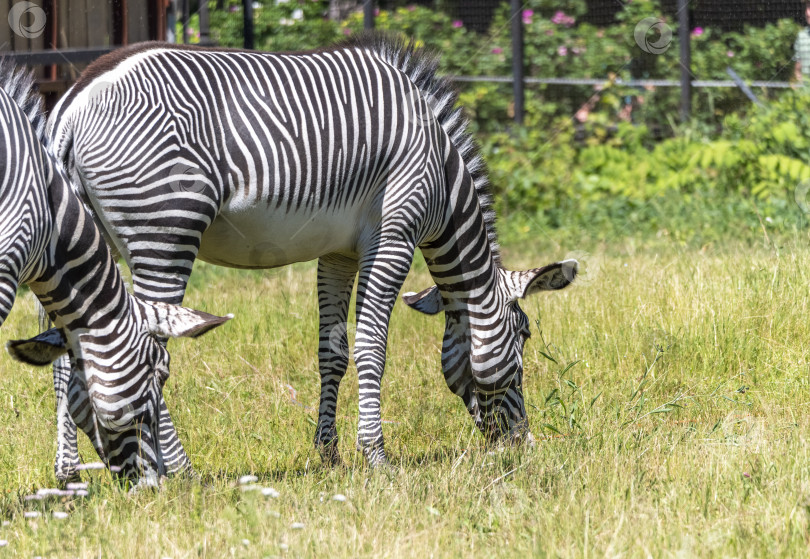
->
<box><xmin>511</xmin><ymin>0</ymin><xmax>525</xmax><ymax>125</ymax></box>
<box><xmin>678</xmin><ymin>0</ymin><xmax>691</xmax><ymax>122</ymax></box>
<box><xmin>364</xmin><ymin>1</ymin><xmax>375</xmax><ymax>30</ymax></box>
<box><xmin>244</xmin><ymin>0</ymin><xmax>255</xmax><ymax>50</ymax></box>
<box><xmin>199</xmin><ymin>0</ymin><xmax>212</xmax><ymax>46</ymax></box>
<box><xmin>181</xmin><ymin>0</ymin><xmax>189</xmax><ymax>44</ymax></box>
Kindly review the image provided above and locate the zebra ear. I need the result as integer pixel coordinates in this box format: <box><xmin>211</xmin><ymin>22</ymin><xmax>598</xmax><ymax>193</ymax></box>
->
<box><xmin>137</xmin><ymin>300</ymin><xmax>233</xmax><ymax>339</ymax></box>
<box><xmin>402</xmin><ymin>285</ymin><xmax>443</xmax><ymax>315</ymax></box>
<box><xmin>6</xmin><ymin>328</ymin><xmax>68</xmax><ymax>366</ymax></box>
<box><xmin>514</xmin><ymin>259</ymin><xmax>579</xmax><ymax>299</ymax></box>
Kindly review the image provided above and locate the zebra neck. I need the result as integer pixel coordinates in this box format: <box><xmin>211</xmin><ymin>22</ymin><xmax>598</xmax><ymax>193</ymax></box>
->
<box><xmin>26</xmin><ymin>167</ymin><xmax>131</xmax><ymax>337</ymax></box>
<box><xmin>421</xmin><ymin>156</ymin><xmax>500</xmax><ymax>311</ymax></box>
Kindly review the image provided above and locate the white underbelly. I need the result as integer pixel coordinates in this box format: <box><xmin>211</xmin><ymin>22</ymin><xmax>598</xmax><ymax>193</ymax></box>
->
<box><xmin>197</xmin><ymin>206</ymin><xmax>359</xmax><ymax>269</ymax></box>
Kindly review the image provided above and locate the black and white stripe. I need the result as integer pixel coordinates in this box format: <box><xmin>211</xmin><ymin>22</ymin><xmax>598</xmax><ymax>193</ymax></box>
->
<box><xmin>47</xmin><ymin>34</ymin><xmax>577</xmax><ymax>467</ymax></box>
<box><xmin>0</xmin><ymin>60</ymin><xmax>230</xmax><ymax>485</ymax></box>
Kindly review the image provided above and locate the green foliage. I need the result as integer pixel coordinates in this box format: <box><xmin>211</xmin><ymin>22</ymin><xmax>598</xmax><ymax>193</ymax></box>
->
<box><xmin>481</xmin><ymin>87</ymin><xmax>810</xmax><ymax>225</ymax></box>
<box><xmin>209</xmin><ymin>1</ymin><xmax>341</xmax><ymax>52</ymax></box>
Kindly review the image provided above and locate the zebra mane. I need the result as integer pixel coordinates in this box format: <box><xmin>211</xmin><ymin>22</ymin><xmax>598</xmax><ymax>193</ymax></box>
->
<box><xmin>342</xmin><ymin>32</ymin><xmax>501</xmax><ymax>266</ymax></box>
<box><xmin>0</xmin><ymin>58</ymin><xmax>47</xmax><ymax>147</ymax></box>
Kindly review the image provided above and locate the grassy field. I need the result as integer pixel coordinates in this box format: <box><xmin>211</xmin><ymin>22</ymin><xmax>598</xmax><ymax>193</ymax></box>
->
<box><xmin>2</xmin><ymin>231</ymin><xmax>810</xmax><ymax>557</ymax></box>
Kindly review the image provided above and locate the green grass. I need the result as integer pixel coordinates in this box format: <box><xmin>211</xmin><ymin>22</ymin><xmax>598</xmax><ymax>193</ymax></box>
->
<box><xmin>2</xmin><ymin>231</ymin><xmax>810</xmax><ymax>557</ymax></box>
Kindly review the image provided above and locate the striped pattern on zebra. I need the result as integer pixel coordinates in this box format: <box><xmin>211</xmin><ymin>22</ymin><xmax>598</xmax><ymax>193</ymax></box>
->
<box><xmin>47</xmin><ymin>33</ymin><xmax>578</xmax><ymax>468</ymax></box>
<box><xmin>0</xmin><ymin>59</ymin><xmax>231</xmax><ymax>487</ymax></box>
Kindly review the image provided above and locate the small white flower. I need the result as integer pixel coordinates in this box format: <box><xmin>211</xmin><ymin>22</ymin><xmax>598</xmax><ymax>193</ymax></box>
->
<box><xmin>280</xmin><ymin>17</ymin><xmax>294</xmax><ymax>26</ymax></box>
<box><xmin>238</xmin><ymin>475</ymin><xmax>258</xmax><ymax>485</ymax></box>
<box><xmin>66</xmin><ymin>482</ymin><xmax>88</xmax><ymax>490</ymax></box>
<box><xmin>332</xmin><ymin>494</ymin><xmax>347</xmax><ymax>502</ymax></box>
<box><xmin>52</xmin><ymin>511</ymin><xmax>69</xmax><ymax>519</ymax></box>
<box><xmin>0</xmin><ymin>540</ymin><xmax>7</xmax><ymax>547</ymax></box>
<box><xmin>24</xmin><ymin>511</ymin><xmax>40</xmax><ymax>518</ymax></box>
<box><xmin>241</xmin><ymin>539</ymin><xmax>250</xmax><ymax>546</ymax></box>
<box><xmin>292</xmin><ymin>8</ymin><xmax>303</xmax><ymax>19</ymax></box>
<box><xmin>262</xmin><ymin>487</ymin><xmax>280</xmax><ymax>498</ymax></box>
<box><xmin>290</xmin><ymin>522</ymin><xmax>305</xmax><ymax>530</ymax></box>
<box><xmin>76</xmin><ymin>462</ymin><xmax>105</xmax><ymax>471</ymax></box>
<box><xmin>279</xmin><ymin>543</ymin><xmax>289</xmax><ymax>550</ymax></box>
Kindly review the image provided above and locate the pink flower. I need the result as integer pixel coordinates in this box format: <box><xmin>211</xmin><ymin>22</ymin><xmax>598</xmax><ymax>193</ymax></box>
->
<box><xmin>572</xmin><ymin>46</ymin><xmax>585</xmax><ymax>55</ymax></box>
<box><xmin>691</xmin><ymin>27</ymin><xmax>703</xmax><ymax>37</ymax></box>
<box><xmin>551</xmin><ymin>10</ymin><xmax>575</xmax><ymax>27</ymax></box>
<box><xmin>343</xmin><ymin>27</ymin><xmax>352</xmax><ymax>36</ymax></box>
<box><xmin>452</xmin><ymin>20</ymin><xmax>463</xmax><ymax>28</ymax></box>
<box><xmin>492</xmin><ymin>47</ymin><xmax>503</xmax><ymax>54</ymax></box>
<box><xmin>374</xmin><ymin>8</ymin><xmax>379</xmax><ymax>16</ymax></box>
<box><xmin>522</xmin><ymin>9</ymin><xmax>533</xmax><ymax>24</ymax></box>
<box><xmin>727</xmin><ymin>50</ymin><xmax>734</xmax><ymax>57</ymax></box>
<box><xmin>557</xmin><ymin>45</ymin><xmax>568</xmax><ymax>56</ymax></box>
<box><xmin>406</xmin><ymin>4</ymin><xmax>415</xmax><ymax>11</ymax></box>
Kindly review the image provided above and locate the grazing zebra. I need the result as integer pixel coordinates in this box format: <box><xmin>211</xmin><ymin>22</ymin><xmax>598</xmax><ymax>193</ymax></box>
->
<box><xmin>0</xmin><ymin>60</ymin><xmax>231</xmax><ymax>486</ymax></box>
<box><xmin>47</xmin><ymin>33</ymin><xmax>578</xmax><ymax>469</ymax></box>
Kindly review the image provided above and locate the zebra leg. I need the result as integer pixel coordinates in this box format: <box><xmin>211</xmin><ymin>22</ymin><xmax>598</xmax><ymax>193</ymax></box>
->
<box><xmin>157</xmin><ymin>390</ymin><xmax>194</xmax><ymax>477</ymax></box>
<box><xmin>353</xmin><ymin>240</ymin><xmax>415</xmax><ymax>467</ymax></box>
<box><xmin>39</xmin><ymin>302</ymin><xmax>80</xmax><ymax>484</ymax></box>
<box><xmin>314</xmin><ymin>254</ymin><xmax>358</xmax><ymax>466</ymax></box>
<box><xmin>53</xmin><ymin>354</ymin><xmax>80</xmax><ymax>483</ymax></box>
<box><xmin>132</xmin><ymin>270</ymin><xmax>196</xmax><ymax>478</ymax></box>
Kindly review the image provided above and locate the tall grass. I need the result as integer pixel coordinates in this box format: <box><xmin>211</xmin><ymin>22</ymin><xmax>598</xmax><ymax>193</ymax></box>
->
<box><xmin>1</xmin><ymin>235</ymin><xmax>809</xmax><ymax>557</ymax></box>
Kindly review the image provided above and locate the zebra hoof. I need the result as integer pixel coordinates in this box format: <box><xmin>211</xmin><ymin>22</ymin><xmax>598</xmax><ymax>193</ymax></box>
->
<box><xmin>316</xmin><ymin>439</ymin><xmax>343</xmax><ymax>467</ymax></box>
<box><xmin>54</xmin><ymin>468</ymin><xmax>81</xmax><ymax>487</ymax></box>
<box><xmin>128</xmin><ymin>472</ymin><xmax>163</xmax><ymax>494</ymax></box>
<box><xmin>362</xmin><ymin>448</ymin><xmax>390</xmax><ymax>470</ymax></box>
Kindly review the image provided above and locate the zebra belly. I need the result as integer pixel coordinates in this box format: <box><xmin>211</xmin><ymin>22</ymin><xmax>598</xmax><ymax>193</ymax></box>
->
<box><xmin>196</xmin><ymin>208</ymin><xmax>357</xmax><ymax>269</ymax></box>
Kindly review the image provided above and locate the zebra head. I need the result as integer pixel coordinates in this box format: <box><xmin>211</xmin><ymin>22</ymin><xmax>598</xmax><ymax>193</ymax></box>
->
<box><xmin>5</xmin><ymin>300</ymin><xmax>231</xmax><ymax>484</ymax></box>
<box><xmin>403</xmin><ymin>259</ymin><xmax>578</xmax><ymax>444</ymax></box>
